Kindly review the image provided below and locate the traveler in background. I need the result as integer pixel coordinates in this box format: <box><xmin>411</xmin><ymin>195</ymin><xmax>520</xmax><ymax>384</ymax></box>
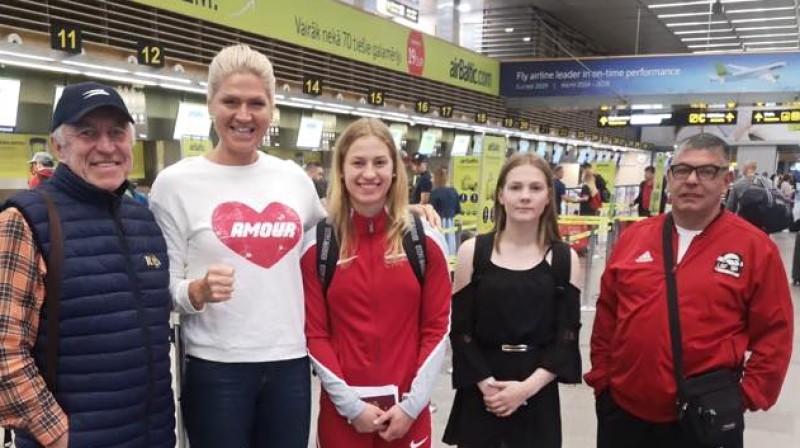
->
<box><xmin>305</xmin><ymin>161</ymin><xmax>329</xmax><ymax>208</ymax></box>
<box><xmin>444</xmin><ymin>153</ymin><xmax>582</xmax><ymax>448</ymax></box>
<box><xmin>773</xmin><ymin>172</ymin><xmax>782</xmax><ymax>188</ymax></box>
<box><xmin>552</xmin><ymin>164</ymin><xmax>576</xmax><ymax>215</ymax></box>
<box><xmin>430</xmin><ymin>166</ymin><xmax>461</xmax><ymax>256</ymax></box>
<box><xmin>149</xmin><ymin>44</ymin><xmax>326</xmax><ymax>448</ymax></box>
<box><xmin>0</xmin><ymin>82</ymin><xmax>175</xmax><ymax>448</ymax></box>
<box><xmin>411</xmin><ymin>153</ymin><xmax>432</xmax><ymax>204</ymax></box>
<box><xmin>586</xmin><ymin>133</ymin><xmax>793</xmax><ymax>448</ymax></box>
<box><xmin>125</xmin><ymin>180</ymin><xmax>149</xmax><ymax>205</ymax></box>
<box><xmin>780</xmin><ymin>173</ymin><xmax>795</xmax><ymax>201</ymax></box>
<box><xmin>27</xmin><ymin>151</ymin><xmax>55</xmax><ymax>188</ymax></box>
<box><xmin>578</xmin><ymin>168</ymin><xmax>601</xmax><ymax>216</ymax></box>
<box><xmin>725</xmin><ymin>159</ymin><xmax>768</xmax><ymax>212</ymax></box>
<box><xmin>631</xmin><ymin>165</ymin><xmax>655</xmax><ymax>217</ymax></box>
<box><xmin>301</xmin><ymin>118</ymin><xmax>450</xmax><ymax>448</ymax></box>
<box><xmin>581</xmin><ymin>162</ymin><xmax>609</xmax><ymax>202</ymax></box>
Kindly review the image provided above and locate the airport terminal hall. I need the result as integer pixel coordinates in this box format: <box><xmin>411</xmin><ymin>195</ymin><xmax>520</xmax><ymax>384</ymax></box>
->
<box><xmin>1</xmin><ymin>0</ymin><xmax>800</xmax><ymax>447</ymax></box>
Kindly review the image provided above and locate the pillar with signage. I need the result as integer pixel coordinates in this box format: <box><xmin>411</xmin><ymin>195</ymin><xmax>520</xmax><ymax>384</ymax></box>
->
<box><xmin>593</xmin><ymin>161</ymin><xmax>617</xmax><ymax>214</ymax></box>
<box><xmin>650</xmin><ymin>153</ymin><xmax>668</xmax><ymax>215</ymax></box>
<box><xmin>180</xmin><ymin>137</ymin><xmax>213</xmax><ymax>158</ymax></box>
<box><xmin>452</xmin><ymin>156</ymin><xmax>480</xmax><ymax>227</ymax></box>
<box><xmin>0</xmin><ymin>133</ymin><xmax>50</xmax><ymax>181</ymax></box>
<box><xmin>477</xmin><ymin>136</ymin><xmax>506</xmax><ymax>234</ymax></box>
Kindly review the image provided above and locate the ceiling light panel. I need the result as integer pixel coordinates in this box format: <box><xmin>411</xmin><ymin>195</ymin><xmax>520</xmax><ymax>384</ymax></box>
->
<box><xmin>651</xmin><ymin>0</ymin><xmax>800</xmax><ymax>54</ymax></box>
<box><xmin>726</xmin><ymin>6</ymin><xmax>796</xmax><ymax>14</ymax></box>
<box><xmin>745</xmin><ymin>45</ymin><xmax>800</xmax><ymax>51</ymax></box>
<box><xmin>736</xmin><ymin>25</ymin><xmax>798</xmax><ymax>31</ymax></box>
<box><xmin>648</xmin><ymin>1</ymin><xmax>717</xmax><ymax>8</ymax></box>
<box><xmin>674</xmin><ymin>28</ymin><xmax>734</xmax><ymax>34</ymax></box>
<box><xmin>686</xmin><ymin>42</ymin><xmax>743</xmax><ymax>48</ymax></box>
<box><xmin>738</xmin><ymin>32</ymin><xmax>799</xmax><ymax>39</ymax></box>
<box><xmin>731</xmin><ymin>16</ymin><xmax>797</xmax><ymax>23</ymax></box>
<box><xmin>681</xmin><ymin>36</ymin><xmax>740</xmax><ymax>41</ymax></box>
<box><xmin>649</xmin><ymin>0</ymin><xmax>762</xmax><ymax>8</ymax></box>
<box><xmin>658</xmin><ymin>12</ymin><xmax>712</xmax><ymax>19</ymax></box>
<box><xmin>666</xmin><ymin>20</ymin><xmax>728</xmax><ymax>27</ymax></box>
<box><xmin>743</xmin><ymin>39</ymin><xmax>800</xmax><ymax>45</ymax></box>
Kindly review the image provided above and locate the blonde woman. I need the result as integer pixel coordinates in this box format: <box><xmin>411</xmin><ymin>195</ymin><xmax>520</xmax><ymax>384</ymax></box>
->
<box><xmin>579</xmin><ymin>168</ymin><xmax>601</xmax><ymax>216</ymax></box>
<box><xmin>301</xmin><ymin>118</ymin><xmax>451</xmax><ymax>448</ymax></box>
<box><xmin>150</xmin><ymin>45</ymin><xmax>325</xmax><ymax>448</ymax></box>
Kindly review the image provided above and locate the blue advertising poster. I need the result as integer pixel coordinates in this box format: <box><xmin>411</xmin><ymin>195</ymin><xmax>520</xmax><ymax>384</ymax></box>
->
<box><xmin>502</xmin><ymin>52</ymin><xmax>800</xmax><ymax>97</ymax></box>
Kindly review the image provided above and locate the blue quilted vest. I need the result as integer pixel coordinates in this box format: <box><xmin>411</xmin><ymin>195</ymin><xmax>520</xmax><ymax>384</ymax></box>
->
<box><xmin>3</xmin><ymin>165</ymin><xmax>175</xmax><ymax>448</ymax></box>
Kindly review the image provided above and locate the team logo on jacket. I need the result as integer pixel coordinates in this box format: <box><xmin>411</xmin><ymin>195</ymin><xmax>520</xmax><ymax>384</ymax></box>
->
<box><xmin>143</xmin><ymin>254</ymin><xmax>162</xmax><ymax>269</ymax></box>
<box><xmin>212</xmin><ymin>202</ymin><xmax>302</xmax><ymax>269</ymax></box>
<box><xmin>714</xmin><ymin>252</ymin><xmax>743</xmax><ymax>278</ymax></box>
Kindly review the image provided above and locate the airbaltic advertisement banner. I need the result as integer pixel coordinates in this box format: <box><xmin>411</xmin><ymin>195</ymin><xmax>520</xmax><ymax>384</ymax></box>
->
<box><xmin>130</xmin><ymin>0</ymin><xmax>499</xmax><ymax>95</ymax></box>
<box><xmin>502</xmin><ymin>52</ymin><xmax>799</xmax><ymax>97</ymax></box>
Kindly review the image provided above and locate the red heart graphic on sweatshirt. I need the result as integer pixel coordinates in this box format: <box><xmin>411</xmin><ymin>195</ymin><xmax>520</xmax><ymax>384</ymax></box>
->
<box><xmin>212</xmin><ymin>202</ymin><xmax>302</xmax><ymax>269</ymax></box>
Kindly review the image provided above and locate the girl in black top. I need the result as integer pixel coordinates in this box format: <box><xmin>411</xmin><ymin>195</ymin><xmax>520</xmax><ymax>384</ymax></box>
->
<box><xmin>444</xmin><ymin>153</ymin><xmax>582</xmax><ymax>448</ymax></box>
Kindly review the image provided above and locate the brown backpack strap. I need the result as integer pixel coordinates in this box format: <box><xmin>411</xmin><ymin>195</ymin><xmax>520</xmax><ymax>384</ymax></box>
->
<box><xmin>36</xmin><ymin>189</ymin><xmax>63</xmax><ymax>393</ymax></box>
<box><xmin>7</xmin><ymin>190</ymin><xmax>64</xmax><ymax>445</ymax></box>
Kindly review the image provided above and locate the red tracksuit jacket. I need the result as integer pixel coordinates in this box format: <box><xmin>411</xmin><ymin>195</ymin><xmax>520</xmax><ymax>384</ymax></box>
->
<box><xmin>301</xmin><ymin>211</ymin><xmax>451</xmax><ymax>447</ymax></box>
<box><xmin>585</xmin><ymin>211</ymin><xmax>793</xmax><ymax>423</ymax></box>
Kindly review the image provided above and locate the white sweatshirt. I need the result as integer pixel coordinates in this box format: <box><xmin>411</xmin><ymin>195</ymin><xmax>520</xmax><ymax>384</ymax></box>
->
<box><xmin>149</xmin><ymin>152</ymin><xmax>326</xmax><ymax>362</ymax></box>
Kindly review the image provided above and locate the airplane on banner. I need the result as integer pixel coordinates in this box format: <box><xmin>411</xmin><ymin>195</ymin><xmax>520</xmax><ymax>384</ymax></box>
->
<box><xmin>710</xmin><ymin>62</ymin><xmax>787</xmax><ymax>83</ymax></box>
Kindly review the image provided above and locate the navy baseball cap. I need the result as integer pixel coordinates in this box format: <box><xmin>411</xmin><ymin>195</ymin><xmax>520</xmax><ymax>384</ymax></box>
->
<box><xmin>51</xmin><ymin>82</ymin><xmax>134</xmax><ymax>132</ymax></box>
<box><xmin>411</xmin><ymin>153</ymin><xmax>429</xmax><ymax>164</ymax></box>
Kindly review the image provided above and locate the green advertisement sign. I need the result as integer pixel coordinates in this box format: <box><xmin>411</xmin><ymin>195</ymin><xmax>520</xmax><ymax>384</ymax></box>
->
<box><xmin>0</xmin><ymin>133</ymin><xmax>48</xmax><ymax>180</ymax></box>
<box><xmin>593</xmin><ymin>161</ymin><xmax>617</xmax><ymax>215</ymax></box>
<box><xmin>180</xmin><ymin>137</ymin><xmax>213</xmax><ymax>158</ymax></box>
<box><xmin>452</xmin><ymin>156</ymin><xmax>480</xmax><ymax>227</ymax></box>
<box><xmin>477</xmin><ymin>136</ymin><xmax>506</xmax><ymax>234</ymax></box>
<box><xmin>650</xmin><ymin>153</ymin><xmax>667</xmax><ymax>215</ymax></box>
<box><xmin>130</xmin><ymin>0</ymin><xmax>499</xmax><ymax>95</ymax></box>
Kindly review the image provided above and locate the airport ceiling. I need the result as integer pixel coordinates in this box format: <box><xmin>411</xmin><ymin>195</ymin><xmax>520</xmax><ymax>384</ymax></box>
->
<box><xmin>485</xmin><ymin>0</ymin><xmax>800</xmax><ymax>56</ymax></box>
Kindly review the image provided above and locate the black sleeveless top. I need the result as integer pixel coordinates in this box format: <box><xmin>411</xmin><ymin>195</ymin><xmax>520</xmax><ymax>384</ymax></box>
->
<box><xmin>473</xmin><ymin>258</ymin><xmax>558</xmax><ymax>349</ymax></box>
<box><xmin>444</xmin><ymin>232</ymin><xmax>581</xmax><ymax>448</ymax></box>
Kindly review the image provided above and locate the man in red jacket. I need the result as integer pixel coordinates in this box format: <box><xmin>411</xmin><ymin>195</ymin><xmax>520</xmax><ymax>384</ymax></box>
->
<box><xmin>585</xmin><ymin>133</ymin><xmax>793</xmax><ymax>448</ymax></box>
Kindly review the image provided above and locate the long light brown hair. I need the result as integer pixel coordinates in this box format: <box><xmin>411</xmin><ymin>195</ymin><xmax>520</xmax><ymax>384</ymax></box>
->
<box><xmin>492</xmin><ymin>153</ymin><xmax>561</xmax><ymax>251</ymax></box>
<box><xmin>328</xmin><ymin>118</ymin><xmax>410</xmax><ymax>259</ymax></box>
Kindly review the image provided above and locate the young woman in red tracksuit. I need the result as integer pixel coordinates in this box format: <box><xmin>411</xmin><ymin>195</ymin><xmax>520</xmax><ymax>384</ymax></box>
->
<box><xmin>300</xmin><ymin>118</ymin><xmax>451</xmax><ymax>448</ymax></box>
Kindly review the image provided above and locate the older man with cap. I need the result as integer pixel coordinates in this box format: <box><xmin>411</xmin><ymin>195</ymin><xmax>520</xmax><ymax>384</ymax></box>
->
<box><xmin>0</xmin><ymin>82</ymin><xmax>175</xmax><ymax>448</ymax></box>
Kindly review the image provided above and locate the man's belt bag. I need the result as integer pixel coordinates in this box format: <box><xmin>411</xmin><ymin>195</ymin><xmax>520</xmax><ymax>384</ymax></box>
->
<box><xmin>678</xmin><ymin>369</ymin><xmax>744</xmax><ymax>445</ymax></box>
<box><xmin>662</xmin><ymin>215</ymin><xmax>743</xmax><ymax>446</ymax></box>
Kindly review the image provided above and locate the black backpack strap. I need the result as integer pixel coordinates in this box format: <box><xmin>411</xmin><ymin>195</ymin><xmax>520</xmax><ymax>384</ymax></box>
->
<box><xmin>315</xmin><ymin>219</ymin><xmax>339</xmax><ymax>297</ymax></box>
<box><xmin>549</xmin><ymin>241</ymin><xmax>571</xmax><ymax>291</ymax></box>
<box><xmin>471</xmin><ymin>232</ymin><xmax>494</xmax><ymax>283</ymax></box>
<box><xmin>402</xmin><ymin>214</ymin><xmax>427</xmax><ymax>286</ymax></box>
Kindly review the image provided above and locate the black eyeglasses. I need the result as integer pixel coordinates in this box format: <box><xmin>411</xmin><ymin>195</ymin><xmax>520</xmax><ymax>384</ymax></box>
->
<box><xmin>669</xmin><ymin>164</ymin><xmax>727</xmax><ymax>181</ymax></box>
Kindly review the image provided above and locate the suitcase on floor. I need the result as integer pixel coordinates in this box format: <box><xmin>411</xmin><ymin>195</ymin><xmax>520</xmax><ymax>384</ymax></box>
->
<box><xmin>559</xmin><ymin>223</ymin><xmax>591</xmax><ymax>254</ymax></box>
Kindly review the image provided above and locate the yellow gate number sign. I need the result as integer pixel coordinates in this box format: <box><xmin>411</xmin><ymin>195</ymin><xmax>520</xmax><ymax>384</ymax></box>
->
<box><xmin>137</xmin><ymin>41</ymin><xmax>165</xmax><ymax>68</ymax></box>
<box><xmin>50</xmin><ymin>22</ymin><xmax>82</xmax><ymax>54</ymax></box>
